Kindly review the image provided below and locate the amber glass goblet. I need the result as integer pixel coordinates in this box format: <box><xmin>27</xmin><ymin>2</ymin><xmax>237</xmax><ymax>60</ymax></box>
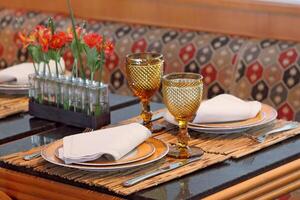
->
<box><xmin>126</xmin><ymin>53</ymin><xmax>164</xmax><ymax>132</ymax></box>
<box><xmin>162</xmin><ymin>72</ymin><xmax>203</xmax><ymax>158</ymax></box>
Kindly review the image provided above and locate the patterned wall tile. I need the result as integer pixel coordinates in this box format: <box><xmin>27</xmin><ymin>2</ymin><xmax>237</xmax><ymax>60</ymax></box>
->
<box><xmin>263</xmin><ymin>65</ymin><xmax>282</xmax><ymax>86</ymax></box>
<box><xmin>207</xmin><ymin>82</ymin><xmax>225</xmax><ymax>99</ymax></box>
<box><xmin>288</xmin><ymin>85</ymin><xmax>300</xmax><ymax>111</ymax></box>
<box><xmin>179</xmin><ymin>43</ymin><xmax>196</xmax><ymax>64</ymax></box>
<box><xmin>270</xmin><ymin>83</ymin><xmax>288</xmax><ymax>106</ymax></box>
<box><xmin>278</xmin><ymin>48</ymin><xmax>298</xmax><ymax>69</ymax></box>
<box><xmin>243</xmin><ymin>44</ymin><xmax>260</xmax><ymax>64</ymax></box>
<box><xmin>283</xmin><ymin>65</ymin><xmax>300</xmax><ymax>89</ymax></box>
<box><xmin>178</xmin><ymin>32</ymin><xmax>195</xmax><ymax>45</ymax></box>
<box><xmin>218</xmin><ymin>66</ymin><xmax>234</xmax><ymax>89</ymax></box>
<box><xmin>196</xmin><ymin>45</ymin><xmax>213</xmax><ymax>66</ymax></box>
<box><xmin>260</xmin><ymin>45</ymin><xmax>279</xmax><ymax>66</ymax></box>
<box><xmin>184</xmin><ymin>60</ymin><xmax>200</xmax><ymax>73</ymax></box>
<box><xmin>211</xmin><ymin>46</ymin><xmax>233</xmax><ymax>69</ymax></box>
<box><xmin>201</xmin><ymin>64</ymin><xmax>217</xmax><ymax>86</ymax></box>
<box><xmin>233</xmin><ymin>79</ymin><xmax>252</xmax><ymax>100</ymax></box>
<box><xmin>246</xmin><ymin>61</ymin><xmax>263</xmax><ymax>84</ymax></box>
<box><xmin>229</xmin><ymin>38</ymin><xmax>245</xmax><ymax>53</ymax></box>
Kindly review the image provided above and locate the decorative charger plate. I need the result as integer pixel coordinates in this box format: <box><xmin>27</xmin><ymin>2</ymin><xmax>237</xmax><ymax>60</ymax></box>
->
<box><xmin>54</xmin><ymin>141</ymin><xmax>155</xmax><ymax>166</ymax></box>
<box><xmin>164</xmin><ymin>104</ymin><xmax>278</xmax><ymax>134</ymax></box>
<box><xmin>41</xmin><ymin>137</ymin><xmax>169</xmax><ymax>171</ymax></box>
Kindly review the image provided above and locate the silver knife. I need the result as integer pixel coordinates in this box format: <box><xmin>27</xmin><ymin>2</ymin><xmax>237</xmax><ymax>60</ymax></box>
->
<box><xmin>23</xmin><ymin>152</ymin><xmax>41</xmax><ymax>161</ymax></box>
<box><xmin>123</xmin><ymin>156</ymin><xmax>201</xmax><ymax>187</ymax></box>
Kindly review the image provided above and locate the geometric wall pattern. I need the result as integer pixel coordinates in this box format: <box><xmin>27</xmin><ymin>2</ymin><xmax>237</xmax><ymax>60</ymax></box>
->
<box><xmin>232</xmin><ymin>40</ymin><xmax>300</xmax><ymax>121</ymax></box>
<box><xmin>0</xmin><ymin>9</ymin><xmax>299</xmax><ymax>121</ymax></box>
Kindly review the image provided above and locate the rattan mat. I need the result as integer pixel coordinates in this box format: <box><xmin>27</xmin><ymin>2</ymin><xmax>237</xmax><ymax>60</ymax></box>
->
<box><xmin>1</xmin><ymin>114</ymin><xmax>300</xmax><ymax>196</ymax></box>
<box><xmin>0</xmin><ymin>95</ymin><xmax>28</xmax><ymax>119</ymax></box>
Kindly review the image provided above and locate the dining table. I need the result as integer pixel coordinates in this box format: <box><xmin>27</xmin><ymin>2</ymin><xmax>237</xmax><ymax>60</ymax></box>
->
<box><xmin>0</xmin><ymin>93</ymin><xmax>300</xmax><ymax>200</ymax></box>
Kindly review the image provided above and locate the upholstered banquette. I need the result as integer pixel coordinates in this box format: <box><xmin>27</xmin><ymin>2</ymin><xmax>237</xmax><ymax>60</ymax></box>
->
<box><xmin>0</xmin><ymin>8</ymin><xmax>299</xmax><ymax>121</ymax></box>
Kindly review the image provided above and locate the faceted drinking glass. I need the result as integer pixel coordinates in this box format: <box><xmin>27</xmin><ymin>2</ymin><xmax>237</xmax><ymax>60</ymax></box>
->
<box><xmin>162</xmin><ymin>72</ymin><xmax>203</xmax><ymax>158</ymax></box>
<box><xmin>126</xmin><ymin>52</ymin><xmax>164</xmax><ymax>132</ymax></box>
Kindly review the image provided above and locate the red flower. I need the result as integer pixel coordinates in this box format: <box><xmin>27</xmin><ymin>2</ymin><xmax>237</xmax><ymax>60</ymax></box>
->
<box><xmin>83</xmin><ymin>33</ymin><xmax>102</xmax><ymax>49</ymax></box>
<box><xmin>34</xmin><ymin>25</ymin><xmax>52</xmax><ymax>52</ymax></box>
<box><xmin>50</xmin><ymin>32</ymin><xmax>68</xmax><ymax>50</ymax></box>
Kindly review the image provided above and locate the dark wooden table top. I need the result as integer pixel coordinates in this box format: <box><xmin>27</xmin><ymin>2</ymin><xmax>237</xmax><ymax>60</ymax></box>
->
<box><xmin>1</xmin><ymin>98</ymin><xmax>300</xmax><ymax>200</ymax></box>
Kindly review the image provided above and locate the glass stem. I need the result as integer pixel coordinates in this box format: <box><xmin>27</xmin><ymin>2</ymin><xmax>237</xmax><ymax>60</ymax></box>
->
<box><xmin>177</xmin><ymin>120</ymin><xmax>190</xmax><ymax>149</ymax></box>
<box><xmin>141</xmin><ymin>100</ymin><xmax>152</xmax><ymax>128</ymax></box>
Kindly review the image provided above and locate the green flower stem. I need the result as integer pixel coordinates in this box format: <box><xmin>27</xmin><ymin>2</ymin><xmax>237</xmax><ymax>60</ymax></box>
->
<box><xmin>55</xmin><ymin>60</ymin><xmax>58</xmax><ymax>77</ymax></box>
<box><xmin>71</xmin><ymin>58</ymin><xmax>78</xmax><ymax>77</ymax></box>
<box><xmin>58</xmin><ymin>61</ymin><xmax>64</xmax><ymax>74</ymax></box>
<box><xmin>95</xmin><ymin>89</ymin><xmax>101</xmax><ymax>116</ymax></box>
<box><xmin>91</xmin><ymin>71</ymin><xmax>95</xmax><ymax>81</ymax></box>
<box><xmin>58</xmin><ymin>50</ymin><xmax>64</xmax><ymax>74</ymax></box>
<box><xmin>32</xmin><ymin>62</ymin><xmax>38</xmax><ymax>74</ymax></box>
<box><xmin>47</xmin><ymin>63</ymin><xmax>51</xmax><ymax>76</ymax></box>
<box><xmin>98</xmin><ymin>66</ymin><xmax>102</xmax><ymax>83</ymax></box>
<box><xmin>43</xmin><ymin>63</ymin><xmax>46</xmax><ymax>76</ymax></box>
<box><xmin>67</xmin><ymin>0</ymin><xmax>85</xmax><ymax>80</ymax></box>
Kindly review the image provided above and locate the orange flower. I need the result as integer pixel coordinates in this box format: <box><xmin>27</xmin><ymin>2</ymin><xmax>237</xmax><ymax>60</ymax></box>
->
<box><xmin>66</xmin><ymin>26</ymin><xmax>83</xmax><ymax>42</ymax></box>
<box><xmin>50</xmin><ymin>32</ymin><xmax>68</xmax><ymax>50</ymax></box>
<box><xmin>83</xmin><ymin>33</ymin><xmax>102</xmax><ymax>49</ymax></box>
<box><xmin>103</xmin><ymin>40</ymin><xmax>114</xmax><ymax>55</ymax></box>
<box><xmin>18</xmin><ymin>32</ymin><xmax>36</xmax><ymax>48</ymax></box>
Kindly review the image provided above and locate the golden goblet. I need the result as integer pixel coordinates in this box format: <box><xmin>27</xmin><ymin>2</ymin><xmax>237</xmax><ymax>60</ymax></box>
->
<box><xmin>126</xmin><ymin>52</ymin><xmax>164</xmax><ymax>132</ymax></box>
<box><xmin>162</xmin><ymin>72</ymin><xmax>203</xmax><ymax>158</ymax></box>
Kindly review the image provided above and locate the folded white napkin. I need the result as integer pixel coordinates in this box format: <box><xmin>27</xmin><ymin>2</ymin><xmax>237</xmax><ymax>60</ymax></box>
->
<box><xmin>0</xmin><ymin>74</ymin><xmax>16</xmax><ymax>84</ymax></box>
<box><xmin>0</xmin><ymin>59</ymin><xmax>65</xmax><ymax>84</ymax></box>
<box><xmin>165</xmin><ymin>94</ymin><xmax>262</xmax><ymax>124</ymax></box>
<box><xmin>58</xmin><ymin>123</ymin><xmax>151</xmax><ymax>164</ymax></box>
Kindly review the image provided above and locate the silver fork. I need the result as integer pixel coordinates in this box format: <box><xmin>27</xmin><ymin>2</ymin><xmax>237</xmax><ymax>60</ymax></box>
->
<box><xmin>256</xmin><ymin>122</ymin><xmax>299</xmax><ymax>143</ymax></box>
<box><xmin>244</xmin><ymin>122</ymin><xmax>299</xmax><ymax>143</ymax></box>
<box><xmin>23</xmin><ymin>127</ymin><xmax>94</xmax><ymax>161</ymax></box>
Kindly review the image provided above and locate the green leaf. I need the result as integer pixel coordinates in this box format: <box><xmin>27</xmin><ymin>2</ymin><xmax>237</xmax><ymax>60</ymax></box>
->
<box><xmin>67</xmin><ymin>0</ymin><xmax>85</xmax><ymax>79</ymax></box>
<box><xmin>43</xmin><ymin>51</ymin><xmax>51</xmax><ymax>63</ymax></box>
<box><xmin>71</xmin><ymin>39</ymin><xmax>84</xmax><ymax>58</ymax></box>
<box><xmin>47</xmin><ymin>50</ymin><xmax>54</xmax><ymax>60</ymax></box>
<box><xmin>70</xmin><ymin>39</ymin><xmax>78</xmax><ymax>57</ymax></box>
<box><xmin>47</xmin><ymin>50</ymin><xmax>60</xmax><ymax>62</ymax></box>
<box><xmin>47</xmin><ymin>17</ymin><xmax>56</xmax><ymax>34</ymax></box>
<box><xmin>86</xmin><ymin>47</ymin><xmax>98</xmax><ymax>70</ymax></box>
<box><xmin>28</xmin><ymin>46</ymin><xmax>42</xmax><ymax>63</ymax></box>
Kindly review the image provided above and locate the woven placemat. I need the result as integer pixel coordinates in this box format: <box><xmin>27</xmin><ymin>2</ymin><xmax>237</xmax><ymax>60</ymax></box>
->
<box><xmin>0</xmin><ymin>95</ymin><xmax>28</xmax><ymax>119</ymax></box>
<box><xmin>1</xmin><ymin>113</ymin><xmax>300</xmax><ymax>196</ymax></box>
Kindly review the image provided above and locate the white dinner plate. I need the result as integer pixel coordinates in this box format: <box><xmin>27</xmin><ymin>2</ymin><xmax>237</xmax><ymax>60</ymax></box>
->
<box><xmin>54</xmin><ymin>141</ymin><xmax>155</xmax><ymax>166</ymax></box>
<box><xmin>164</xmin><ymin>104</ymin><xmax>278</xmax><ymax>134</ymax></box>
<box><xmin>41</xmin><ymin>137</ymin><xmax>169</xmax><ymax>171</ymax></box>
<box><xmin>0</xmin><ymin>82</ymin><xmax>29</xmax><ymax>95</ymax></box>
